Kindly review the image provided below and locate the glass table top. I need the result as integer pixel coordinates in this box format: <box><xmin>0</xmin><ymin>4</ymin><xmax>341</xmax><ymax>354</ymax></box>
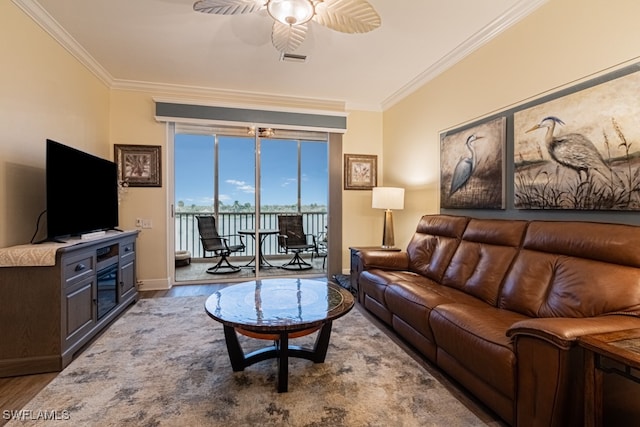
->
<box><xmin>205</xmin><ymin>278</ymin><xmax>354</xmax><ymax>332</ymax></box>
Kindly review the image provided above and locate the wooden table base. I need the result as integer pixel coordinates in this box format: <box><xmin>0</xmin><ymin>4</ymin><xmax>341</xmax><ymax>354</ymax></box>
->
<box><xmin>222</xmin><ymin>322</ymin><xmax>333</xmax><ymax>393</ymax></box>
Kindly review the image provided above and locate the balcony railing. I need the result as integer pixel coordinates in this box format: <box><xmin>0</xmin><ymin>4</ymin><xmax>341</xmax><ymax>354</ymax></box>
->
<box><xmin>175</xmin><ymin>211</ymin><xmax>327</xmax><ymax>258</ymax></box>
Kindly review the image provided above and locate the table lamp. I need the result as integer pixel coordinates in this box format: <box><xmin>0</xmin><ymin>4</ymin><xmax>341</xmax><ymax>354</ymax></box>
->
<box><xmin>372</xmin><ymin>187</ymin><xmax>404</xmax><ymax>248</ymax></box>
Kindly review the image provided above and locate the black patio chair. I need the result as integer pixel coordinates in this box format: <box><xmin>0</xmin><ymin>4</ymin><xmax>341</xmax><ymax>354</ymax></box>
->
<box><xmin>196</xmin><ymin>215</ymin><xmax>245</xmax><ymax>274</ymax></box>
<box><xmin>277</xmin><ymin>214</ymin><xmax>316</xmax><ymax>270</ymax></box>
<box><xmin>312</xmin><ymin>228</ymin><xmax>328</xmax><ymax>269</ymax></box>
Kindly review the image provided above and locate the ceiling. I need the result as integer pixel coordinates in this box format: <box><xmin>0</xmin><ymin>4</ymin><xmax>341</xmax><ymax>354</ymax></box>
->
<box><xmin>19</xmin><ymin>0</ymin><xmax>546</xmax><ymax>111</ymax></box>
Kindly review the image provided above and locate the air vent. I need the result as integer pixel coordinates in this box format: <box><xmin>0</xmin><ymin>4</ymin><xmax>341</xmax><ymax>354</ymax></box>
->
<box><xmin>280</xmin><ymin>52</ymin><xmax>307</xmax><ymax>63</ymax></box>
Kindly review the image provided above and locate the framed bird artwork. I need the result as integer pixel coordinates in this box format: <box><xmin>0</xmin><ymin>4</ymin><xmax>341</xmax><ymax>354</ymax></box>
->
<box><xmin>513</xmin><ymin>67</ymin><xmax>640</xmax><ymax>210</ymax></box>
<box><xmin>440</xmin><ymin>116</ymin><xmax>506</xmax><ymax>209</ymax></box>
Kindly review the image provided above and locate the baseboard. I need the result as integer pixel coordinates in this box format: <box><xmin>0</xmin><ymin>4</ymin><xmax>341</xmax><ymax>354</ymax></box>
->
<box><xmin>0</xmin><ymin>355</ymin><xmax>61</xmax><ymax>378</ymax></box>
<box><xmin>138</xmin><ymin>277</ymin><xmax>171</xmax><ymax>291</ymax></box>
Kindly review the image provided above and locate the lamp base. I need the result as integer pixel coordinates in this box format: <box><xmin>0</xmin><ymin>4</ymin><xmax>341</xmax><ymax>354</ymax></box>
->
<box><xmin>382</xmin><ymin>209</ymin><xmax>395</xmax><ymax>248</ymax></box>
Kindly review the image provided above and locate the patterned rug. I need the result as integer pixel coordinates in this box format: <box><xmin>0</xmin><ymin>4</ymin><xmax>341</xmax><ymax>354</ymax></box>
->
<box><xmin>8</xmin><ymin>297</ymin><xmax>499</xmax><ymax>426</ymax></box>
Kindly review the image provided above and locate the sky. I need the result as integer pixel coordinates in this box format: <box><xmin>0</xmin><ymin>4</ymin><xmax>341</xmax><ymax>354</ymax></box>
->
<box><xmin>174</xmin><ymin>134</ymin><xmax>328</xmax><ymax>208</ymax></box>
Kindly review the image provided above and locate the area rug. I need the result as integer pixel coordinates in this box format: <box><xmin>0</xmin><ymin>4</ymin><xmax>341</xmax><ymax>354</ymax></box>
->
<box><xmin>8</xmin><ymin>297</ymin><xmax>497</xmax><ymax>426</ymax></box>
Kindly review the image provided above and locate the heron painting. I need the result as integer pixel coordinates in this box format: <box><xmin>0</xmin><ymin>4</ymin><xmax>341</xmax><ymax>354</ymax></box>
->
<box><xmin>440</xmin><ymin>116</ymin><xmax>506</xmax><ymax>209</ymax></box>
<box><xmin>514</xmin><ymin>68</ymin><xmax>640</xmax><ymax>210</ymax></box>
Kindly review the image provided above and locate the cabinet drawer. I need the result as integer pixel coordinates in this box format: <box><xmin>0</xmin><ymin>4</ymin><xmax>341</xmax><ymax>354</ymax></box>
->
<box><xmin>120</xmin><ymin>241</ymin><xmax>135</xmax><ymax>260</ymax></box>
<box><xmin>64</xmin><ymin>255</ymin><xmax>94</xmax><ymax>285</ymax></box>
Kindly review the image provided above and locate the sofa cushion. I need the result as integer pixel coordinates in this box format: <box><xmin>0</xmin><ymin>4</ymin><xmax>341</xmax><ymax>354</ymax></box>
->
<box><xmin>384</xmin><ymin>278</ymin><xmax>487</xmax><ymax>341</ymax></box>
<box><xmin>406</xmin><ymin>215</ymin><xmax>470</xmax><ymax>281</ymax></box>
<box><xmin>359</xmin><ymin>269</ymin><xmax>422</xmax><ymax>305</ymax></box>
<box><xmin>430</xmin><ymin>303</ymin><xmax>529</xmax><ymax>399</ymax></box>
<box><xmin>500</xmin><ymin>221</ymin><xmax>640</xmax><ymax>317</ymax></box>
<box><xmin>522</xmin><ymin>220</ymin><xmax>640</xmax><ymax>266</ymax></box>
<box><xmin>441</xmin><ymin>218</ymin><xmax>527</xmax><ymax>306</ymax></box>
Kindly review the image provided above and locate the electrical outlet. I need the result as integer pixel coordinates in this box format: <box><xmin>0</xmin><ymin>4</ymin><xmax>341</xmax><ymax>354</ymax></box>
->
<box><xmin>135</xmin><ymin>218</ymin><xmax>143</xmax><ymax>227</ymax></box>
<box><xmin>142</xmin><ymin>219</ymin><xmax>153</xmax><ymax>229</ymax></box>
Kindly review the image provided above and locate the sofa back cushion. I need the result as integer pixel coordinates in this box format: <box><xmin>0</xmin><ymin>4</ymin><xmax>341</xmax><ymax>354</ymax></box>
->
<box><xmin>407</xmin><ymin>215</ymin><xmax>470</xmax><ymax>282</ymax></box>
<box><xmin>499</xmin><ymin>221</ymin><xmax>640</xmax><ymax>317</ymax></box>
<box><xmin>441</xmin><ymin>218</ymin><xmax>528</xmax><ymax>306</ymax></box>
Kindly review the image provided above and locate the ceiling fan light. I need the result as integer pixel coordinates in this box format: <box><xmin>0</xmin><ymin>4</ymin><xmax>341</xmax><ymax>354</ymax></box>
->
<box><xmin>267</xmin><ymin>0</ymin><xmax>315</xmax><ymax>26</ymax></box>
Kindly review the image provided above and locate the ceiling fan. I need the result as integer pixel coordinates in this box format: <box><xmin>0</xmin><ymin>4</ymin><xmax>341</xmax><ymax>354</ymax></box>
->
<box><xmin>193</xmin><ymin>0</ymin><xmax>381</xmax><ymax>53</ymax></box>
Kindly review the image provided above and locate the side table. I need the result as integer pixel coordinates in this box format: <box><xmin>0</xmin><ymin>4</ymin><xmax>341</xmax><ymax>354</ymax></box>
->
<box><xmin>578</xmin><ymin>328</ymin><xmax>640</xmax><ymax>427</ymax></box>
<box><xmin>349</xmin><ymin>246</ymin><xmax>401</xmax><ymax>301</ymax></box>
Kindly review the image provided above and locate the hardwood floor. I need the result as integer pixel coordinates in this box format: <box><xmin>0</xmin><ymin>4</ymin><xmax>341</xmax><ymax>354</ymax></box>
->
<box><xmin>0</xmin><ymin>283</ymin><xmax>227</xmax><ymax>426</ymax></box>
<box><xmin>137</xmin><ymin>282</ymin><xmax>228</xmax><ymax>298</ymax></box>
<box><xmin>0</xmin><ymin>373</ymin><xmax>58</xmax><ymax>425</ymax></box>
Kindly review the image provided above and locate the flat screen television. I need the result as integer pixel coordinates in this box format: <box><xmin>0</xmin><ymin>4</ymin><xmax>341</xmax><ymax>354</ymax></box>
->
<box><xmin>46</xmin><ymin>139</ymin><xmax>119</xmax><ymax>241</ymax></box>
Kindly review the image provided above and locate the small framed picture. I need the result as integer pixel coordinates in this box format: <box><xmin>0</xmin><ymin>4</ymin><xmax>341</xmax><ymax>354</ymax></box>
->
<box><xmin>114</xmin><ymin>144</ymin><xmax>162</xmax><ymax>187</ymax></box>
<box><xmin>344</xmin><ymin>154</ymin><xmax>377</xmax><ymax>190</ymax></box>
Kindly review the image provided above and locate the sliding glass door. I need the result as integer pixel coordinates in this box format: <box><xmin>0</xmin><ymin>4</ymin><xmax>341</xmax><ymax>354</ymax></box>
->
<box><xmin>173</xmin><ymin>126</ymin><xmax>328</xmax><ymax>283</ymax></box>
<box><xmin>174</xmin><ymin>133</ymin><xmax>216</xmax><ymax>259</ymax></box>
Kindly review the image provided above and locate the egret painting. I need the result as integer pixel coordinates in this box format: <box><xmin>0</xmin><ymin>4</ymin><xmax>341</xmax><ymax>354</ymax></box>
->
<box><xmin>440</xmin><ymin>116</ymin><xmax>506</xmax><ymax>209</ymax></box>
<box><xmin>514</xmin><ymin>68</ymin><xmax>640</xmax><ymax>210</ymax></box>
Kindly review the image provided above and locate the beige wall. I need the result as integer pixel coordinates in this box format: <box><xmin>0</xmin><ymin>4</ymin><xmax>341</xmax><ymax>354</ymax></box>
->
<box><xmin>109</xmin><ymin>90</ymin><xmax>169</xmax><ymax>288</ymax></box>
<box><xmin>383</xmin><ymin>0</ymin><xmax>640</xmax><ymax>248</ymax></box>
<box><xmin>0</xmin><ymin>1</ymin><xmax>110</xmax><ymax>247</ymax></box>
<box><xmin>341</xmin><ymin>110</ymin><xmax>384</xmax><ymax>269</ymax></box>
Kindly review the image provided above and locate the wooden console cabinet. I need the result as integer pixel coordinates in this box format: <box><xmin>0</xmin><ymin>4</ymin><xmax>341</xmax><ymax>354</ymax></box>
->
<box><xmin>0</xmin><ymin>230</ymin><xmax>139</xmax><ymax>377</ymax></box>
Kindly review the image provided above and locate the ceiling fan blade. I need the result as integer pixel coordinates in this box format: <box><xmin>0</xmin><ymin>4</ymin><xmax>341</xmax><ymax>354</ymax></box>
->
<box><xmin>193</xmin><ymin>0</ymin><xmax>264</xmax><ymax>15</ymax></box>
<box><xmin>313</xmin><ymin>0</ymin><xmax>381</xmax><ymax>33</ymax></box>
<box><xmin>271</xmin><ymin>21</ymin><xmax>307</xmax><ymax>53</ymax></box>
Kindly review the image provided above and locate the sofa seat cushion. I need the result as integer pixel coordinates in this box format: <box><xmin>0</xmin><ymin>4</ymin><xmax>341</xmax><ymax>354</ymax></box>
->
<box><xmin>430</xmin><ymin>303</ymin><xmax>529</xmax><ymax>399</ymax></box>
<box><xmin>384</xmin><ymin>279</ymin><xmax>488</xmax><ymax>341</ymax></box>
<box><xmin>359</xmin><ymin>269</ymin><xmax>422</xmax><ymax>304</ymax></box>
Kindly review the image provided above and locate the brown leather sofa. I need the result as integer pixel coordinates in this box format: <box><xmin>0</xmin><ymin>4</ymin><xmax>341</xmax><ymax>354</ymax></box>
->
<box><xmin>354</xmin><ymin>214</ymin><xmax>640</xmax><ymax>426</ymax></box>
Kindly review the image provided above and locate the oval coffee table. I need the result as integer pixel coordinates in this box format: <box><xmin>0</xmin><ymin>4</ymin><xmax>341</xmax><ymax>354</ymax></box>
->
<box><xmin>205</xmin><ymin>278</ymin><xmax>354</xmax><ymax>392</ymax></box>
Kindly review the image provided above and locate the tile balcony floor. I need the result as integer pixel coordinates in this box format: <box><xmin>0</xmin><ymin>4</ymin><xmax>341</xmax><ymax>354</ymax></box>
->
<box><xmin>174</xmin><ymin>253</ymin><xmax>328</xmax><ymax>283</ymax></box>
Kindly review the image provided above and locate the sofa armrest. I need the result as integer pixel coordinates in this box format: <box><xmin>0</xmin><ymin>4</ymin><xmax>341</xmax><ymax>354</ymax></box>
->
<box><xmin>507</xmin><ymin>315</ymin><xmax>640</xmax><ymax>350</ymax></box>
<box><xmin>358</xmin><ymin>250</ymin><xmax>409</xmax><ymax>270</ymax></box>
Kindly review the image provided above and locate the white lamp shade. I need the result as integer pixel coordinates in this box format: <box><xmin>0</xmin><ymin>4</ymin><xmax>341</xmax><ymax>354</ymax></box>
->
<box><xmin>372</xmin><ymin>187</ymin><xmax>404</xmax><ymax>210</ymax></box>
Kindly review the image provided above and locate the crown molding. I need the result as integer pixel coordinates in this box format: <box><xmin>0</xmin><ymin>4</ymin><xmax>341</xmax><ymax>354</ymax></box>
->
<box><xmin>115</xmin><ymin>80</ymin><xmax>346</xmax><ymax>114</ymax></box>
<box><xmin>380</xmin><ymin>0</ymin><xmax>549</xmax><ymax>110</ymax></box>
<box><xmin>345</xmin><ymin>101</ymin><xmax>383</xmax><ymax>113</ymax></box>
<box><xmin>12</xmin><ymin>0</ymin><xmax>347</xmax><ymax>113</ymax></box>
<box><xmin>12</xmin><ymin>0</ymin><xmax>114</xmax><ymax>86</ymax></box>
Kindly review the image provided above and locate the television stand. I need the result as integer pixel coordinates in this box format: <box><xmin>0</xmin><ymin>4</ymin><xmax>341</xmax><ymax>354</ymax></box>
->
<box><xmin>0</xmin><ymin>230</ymin><xmax>139</xmax><ymax>377</ymax></box>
